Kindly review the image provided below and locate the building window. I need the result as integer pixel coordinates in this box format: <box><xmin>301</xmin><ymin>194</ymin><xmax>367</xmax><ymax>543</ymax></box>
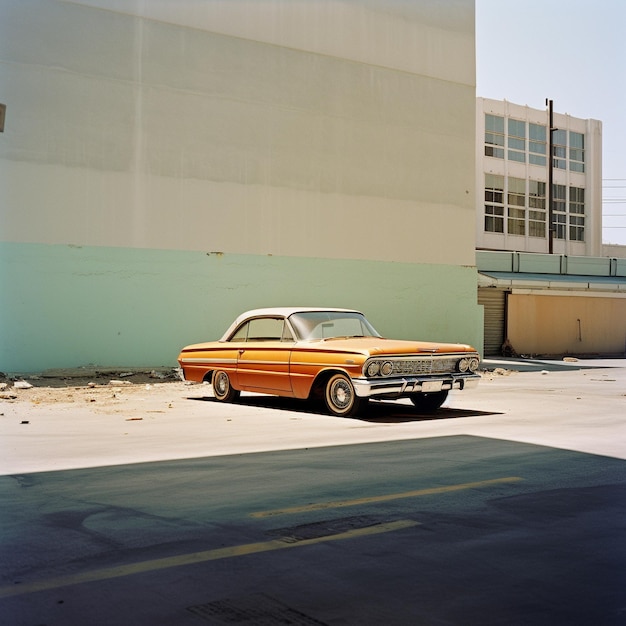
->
<box><xmin>508</xmin><ymin>119</ymin><xmax>526</xmax><ymax>162</ymax></box>
<box><xmin>553</xmin><ymin>129</ymin><xmax>567</xmax><ymax>169</ymax></box>
<box><xmin>570</xmin><ymin>132</ymin><xmax>585</xmax><ymax>172</ymax></box>
<box><xmin>484</xmin><ymin>174</ymin><xmax>504</xmax><ymax>232</ymax></box>
<box><xmin>529</xmin><ymin>123</ymin><xmax>547</xmax><ymax>166</ymax></box>
<box><xmin>507</xmin><ymin>177</ymin><xmax>526</xmax><ymax>235</ymax></box>
<box><xmin>569</xmin><ymin>215</ymin><xmax>585</xmax><ymax>241</ymax></box>
<box><xmin>485</xmin><ymin>114</ymin><xmax>504</xmax><ymax>159</ymax></box>
<box><xmin>569</xmin><ymin>186</ymin><xmax>585</xmax><ymax>241</ymax></box>
<box><xmin>553</xmin><ymin>184</ymin><xmax>567</xmax><ymax>239</ymax></box>
<box><xmin>528</xmin><ymin>180</ymin><xmax>546</xmax><ymax>237</ymax></box>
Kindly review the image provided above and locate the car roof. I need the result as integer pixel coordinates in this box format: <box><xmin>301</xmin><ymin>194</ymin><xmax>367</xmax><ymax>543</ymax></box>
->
<box><xmin>220</xmin><ymin>307</ymin><xmax>363</xmax><ymax>341</ymax></box>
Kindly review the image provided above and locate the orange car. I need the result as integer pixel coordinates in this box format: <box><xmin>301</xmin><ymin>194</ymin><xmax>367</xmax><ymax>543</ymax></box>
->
<box><xmin>178</xmin><ymin>307</ymin><xmax>480</xmax><ymax>417</ymax></box>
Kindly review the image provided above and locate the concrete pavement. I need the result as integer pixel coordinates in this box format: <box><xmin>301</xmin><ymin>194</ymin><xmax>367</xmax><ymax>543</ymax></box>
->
<box><xmin>1</xmin><ymin>359</ymin><xmax>625</xmax><ymax>625</ymax></box>
<box><xmin>1</xmin><ymin>358</ymin><xmax>625</xmax><ymax>475</ymax></box>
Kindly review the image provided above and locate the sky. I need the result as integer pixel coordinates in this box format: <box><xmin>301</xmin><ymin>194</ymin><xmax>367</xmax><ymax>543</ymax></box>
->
<box><xmin>475</xmin><ymin>0</ymin><xmax>626</xmax><ymax>246</ymax></box>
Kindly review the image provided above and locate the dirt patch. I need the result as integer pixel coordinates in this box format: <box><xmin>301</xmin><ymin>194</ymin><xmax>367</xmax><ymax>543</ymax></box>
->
<box><xmin>0</xmin><ymin>368</ymin><xmax>184</xmax><ymax>405</ymax></box>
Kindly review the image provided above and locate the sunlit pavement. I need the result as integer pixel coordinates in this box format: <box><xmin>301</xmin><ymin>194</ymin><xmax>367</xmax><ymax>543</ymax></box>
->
<box><xmin>1</xmin><ymin>358</ymin><xmax>624</xmax><ymax>475</ymax></box>
<box><xmin>0</xmin><ymin>360</ymin><xmax>625</xmax><ymax>624</ymax></box>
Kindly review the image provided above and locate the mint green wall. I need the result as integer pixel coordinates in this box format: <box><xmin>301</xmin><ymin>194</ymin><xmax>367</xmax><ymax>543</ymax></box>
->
<box><xmin>0</xmin><ymin>242</ymin><xmax>483</xmax><ymax>373</ymax></box>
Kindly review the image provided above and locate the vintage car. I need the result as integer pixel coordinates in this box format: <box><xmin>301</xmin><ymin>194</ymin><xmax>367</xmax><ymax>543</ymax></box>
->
<box><xmin>178</xmin><ymin>308</ymin><xmax>480</xmax><ymax>417</ymax></box>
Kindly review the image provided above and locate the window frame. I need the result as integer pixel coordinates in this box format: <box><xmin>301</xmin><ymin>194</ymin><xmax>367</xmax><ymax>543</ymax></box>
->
<box><xmin>553</xmin><ymin>184</ymin><xmax>567</xmax><ymax>239</ymax></box>
<box><xmin>569</xmin><ymin>131</ymin><xmax>585</xmax><ymax>172</ymax></box>
<box><xmin>568</xmin><ymin>186</ymin><xmax>585</xmax><ymax>242</ymax></box>
<box><xmin>484</xmin><ymin>174</ymin><xmax>505</xmax><ymax>233</ymax></box>
<box><xmin>507</xmin><ymin>177</ymin><xmax>526</xmax><ymax>236</ymax></box>
<box><xmin>507</xmin><ymin>118</ymin><xmax>526</xmax><ymax>163</ymax></box>
<box><xmin>229</xmin><ymin>317</ymin><xmax>295</xmax><ymax>343</ymax></box>
<box><xmin>485</xmin><ymin>114</ymin><xmax>505</xmax><ymax>159</ymax></box>
<box><xmin>529</xmin><ymin>123</ymin><xmax>547</xmax><ymax>166</ymax></box>
<box><xmin>528</xmin><ymin>180</ymin><xmax>546</xmax><ymax>238</ymax></box>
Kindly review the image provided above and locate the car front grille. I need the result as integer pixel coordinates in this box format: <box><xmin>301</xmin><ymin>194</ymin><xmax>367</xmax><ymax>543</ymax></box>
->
<box><xmin>390</xmin><ymin>358</ymin><xmax>458</xmax><ymax>376</ymax></box>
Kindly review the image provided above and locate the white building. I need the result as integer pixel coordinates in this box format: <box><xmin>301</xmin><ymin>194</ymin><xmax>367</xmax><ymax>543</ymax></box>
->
<box><xmin>476</xmin><ymin>98</ymin><xmax>603</xmax><ymax>257</ymax></box>
<box><xmin>476</xmin><ymin>99</ymin><xmax>626</xmax><ymax>357</ymax></box>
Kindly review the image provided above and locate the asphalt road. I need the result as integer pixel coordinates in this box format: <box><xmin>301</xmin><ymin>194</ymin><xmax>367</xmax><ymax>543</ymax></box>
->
<box><xmin>2</xmin><ymin>434</ymin><xmax>625</xmax><ymax>625</ymax></box>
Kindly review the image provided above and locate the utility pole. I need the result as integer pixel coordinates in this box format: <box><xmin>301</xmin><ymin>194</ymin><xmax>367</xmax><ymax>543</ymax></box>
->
<box><xmin>546</xmin><ymin>98</ymin><xmax>555</xmax><ymax>253</ymax></box>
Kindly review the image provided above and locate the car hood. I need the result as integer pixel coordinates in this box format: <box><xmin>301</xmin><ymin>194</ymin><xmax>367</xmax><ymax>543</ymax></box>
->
<box><xmin>301</xmin><ymin>337</ymin><xmax>477</xmax><ymax>356</ymax></box>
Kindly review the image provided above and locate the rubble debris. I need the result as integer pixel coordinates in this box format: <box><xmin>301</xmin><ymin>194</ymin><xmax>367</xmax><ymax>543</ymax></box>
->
<box><xmin>14</xmin><ymin>381</ymin><xmax>33</xmax><ymax>389</ymax></box>
<box><xmin>0</xmin><ymin>392</ymin><xmax>17</xmax><ymax>400</ymax></box>
<box><xmin>109</xmin><ymin>380</ymin><xmax>132</xmax><ymax>387</ymax></box>
<box><xmin>493</xmin><ymin>368</ymin><xmax>512</xmax><ymax>376</ymax></box>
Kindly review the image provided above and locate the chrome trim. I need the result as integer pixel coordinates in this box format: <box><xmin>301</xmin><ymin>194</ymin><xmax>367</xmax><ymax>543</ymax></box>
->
<box><xmin>362</xmin><ymin>352</ymin><xmax>480</xmax><ymax>378</ymax></box>
<box><xmin>352</xmin><ymin>373</ymin><xmax>480</xmax><ymax>399</ymax></box>
<box><xmin>180</xmin><ymin>357</ymin><xmax>237</xmax><ymax>364</ymax></box>
<box><xmin>237</xmin><ymin>360</ymin><xmax>289</xmax><ymax>366</ymax></box>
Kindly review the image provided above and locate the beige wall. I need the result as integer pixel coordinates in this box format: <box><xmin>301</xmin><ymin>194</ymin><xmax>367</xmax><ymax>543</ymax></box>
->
<box><xmin>602</xmin><ymin>243</ymin><xmax>626</xmax><ymax>259</ymax></box>
<box><xmin>507</xmin><ymin>293</ymin><xmax>626</xmax><ymax>355</ymax></box>
<box><xmin>0</xmin><ymin>0</ymin><xmax>476</xmax><ymax>265</ymax></box>
<box><xmin>72</xmin><ymin>0</ymin><xmax>475</xmax><ymax>85</ymax></box>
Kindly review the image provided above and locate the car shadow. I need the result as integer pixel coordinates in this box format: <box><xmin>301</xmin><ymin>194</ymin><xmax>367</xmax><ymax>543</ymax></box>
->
<box><xmin>188</xmin><ymin>394</ymin><xmax>502</xmax><ymax>423</ymax></box>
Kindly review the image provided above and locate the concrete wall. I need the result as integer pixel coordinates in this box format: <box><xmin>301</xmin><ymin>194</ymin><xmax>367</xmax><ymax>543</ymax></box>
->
<box><xmin>1</xmin><ymin>242</ymin><xmax>481</xmax><ymax>372</ymax></box>
<box><xmin>0</xmin><ymin>0</ymin><xmax>481</xmax><ymax>372</ymax></box>
<box><xmin>477</xmin><ymin>250</ymin><xmax>626</xmax><ymax>278</ymax></box>
<box><xmin>602</xmin><ymin>244</ymin><xmax>626</xmax><ymax>260</ymax></box>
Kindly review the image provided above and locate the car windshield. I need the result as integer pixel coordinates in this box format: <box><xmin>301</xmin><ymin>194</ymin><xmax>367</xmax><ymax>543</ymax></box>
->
<box><xmin>289</xmin><ymin>311</ymin><xmax>381</xmax><ymax>341</ymax></box>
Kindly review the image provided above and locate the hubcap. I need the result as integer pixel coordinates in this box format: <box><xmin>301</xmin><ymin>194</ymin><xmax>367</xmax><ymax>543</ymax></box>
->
<box><xmin>216</xmin><ymin>373</ymin><xmax>227</xmax><ymax>395</ymax></box>
<box><xmin>332</xmin><ymin>380</ymin><xmax>351</xmax><ymax>408</ymax></box>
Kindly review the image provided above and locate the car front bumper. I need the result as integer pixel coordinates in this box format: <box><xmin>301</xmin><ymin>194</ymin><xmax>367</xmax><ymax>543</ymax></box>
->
<box><xmin>352</xmin><ymin>372</ymin><xmax>480</xmax><ymax>399</ymax></box>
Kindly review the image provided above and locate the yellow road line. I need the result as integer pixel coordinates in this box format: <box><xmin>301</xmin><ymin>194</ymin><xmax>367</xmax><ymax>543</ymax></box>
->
<box><xmin>250</xmin><ymin>476</ymin><xmax>524</xmax><ymax>518</ymax></box>
<box><xmin>0</xmin><ymin>519</ymin><xmax>418</xmax><ymax>599</ymax></box>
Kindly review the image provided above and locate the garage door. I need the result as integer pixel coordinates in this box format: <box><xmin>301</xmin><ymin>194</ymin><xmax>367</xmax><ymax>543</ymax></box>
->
<box><xmin>478</xmin><ymin>288</ymin><xmax>506</xmax><ymax>356</ymax></box>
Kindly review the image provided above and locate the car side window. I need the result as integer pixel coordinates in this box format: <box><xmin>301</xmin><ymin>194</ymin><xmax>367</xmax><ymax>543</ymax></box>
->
<box><xmin>230</xmin><ymin>318</ymin><xmax>294</xmax><ymax>342</ymax></box>
<box><xmin>230</xmin><ymin>323</ymin><xmax>249</xmax><ymax>342</ymax></box>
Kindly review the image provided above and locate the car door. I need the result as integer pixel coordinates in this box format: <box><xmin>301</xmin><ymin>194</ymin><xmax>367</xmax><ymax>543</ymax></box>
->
<box><xmin>236</xmin><ymin>317</ymin><xmax>294</xmax><ymax>393</ymax></box>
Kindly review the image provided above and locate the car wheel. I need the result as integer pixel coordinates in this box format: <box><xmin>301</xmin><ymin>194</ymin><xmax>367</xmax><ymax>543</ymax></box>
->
<box><xmin>324</xmin><ymin>373</ymin><xmax>363</xmax><ymax>417</ymax></box>
<box><xmin>409</xmin><ymin>390</ymin><xmax>448</xmax><ymax>413</ymax></box>
<box><xmin>212</xmin><ymin>370</ymin><xmax>240</xmax><ymax>402</ymax></box>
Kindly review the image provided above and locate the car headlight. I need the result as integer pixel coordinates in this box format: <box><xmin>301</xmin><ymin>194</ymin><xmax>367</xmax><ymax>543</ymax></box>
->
<box><xmin>366</xmin><ymin>361</ymin><xmax>380</xmax><ymax>377</ymax></box>
<box><xmin>380</xmin><ymin>361</ymin><xmax>393</xmax><ymax>377</ymax></box>
<box><xmin>468</xmin><ymin>357</ymin><xmax>480</xmax><ymax>372</ymax></box>
<box><xmin>458</xmin><ymin>358</ymin><xmax>470</xmax><ymax>372</ymax></box>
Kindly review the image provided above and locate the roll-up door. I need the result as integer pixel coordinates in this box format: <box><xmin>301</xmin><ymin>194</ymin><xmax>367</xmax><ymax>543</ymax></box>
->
<box><xmin>478</xmin><ymin>288</ymin><xmax>506</xmax><ymax>356</ymax></box>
